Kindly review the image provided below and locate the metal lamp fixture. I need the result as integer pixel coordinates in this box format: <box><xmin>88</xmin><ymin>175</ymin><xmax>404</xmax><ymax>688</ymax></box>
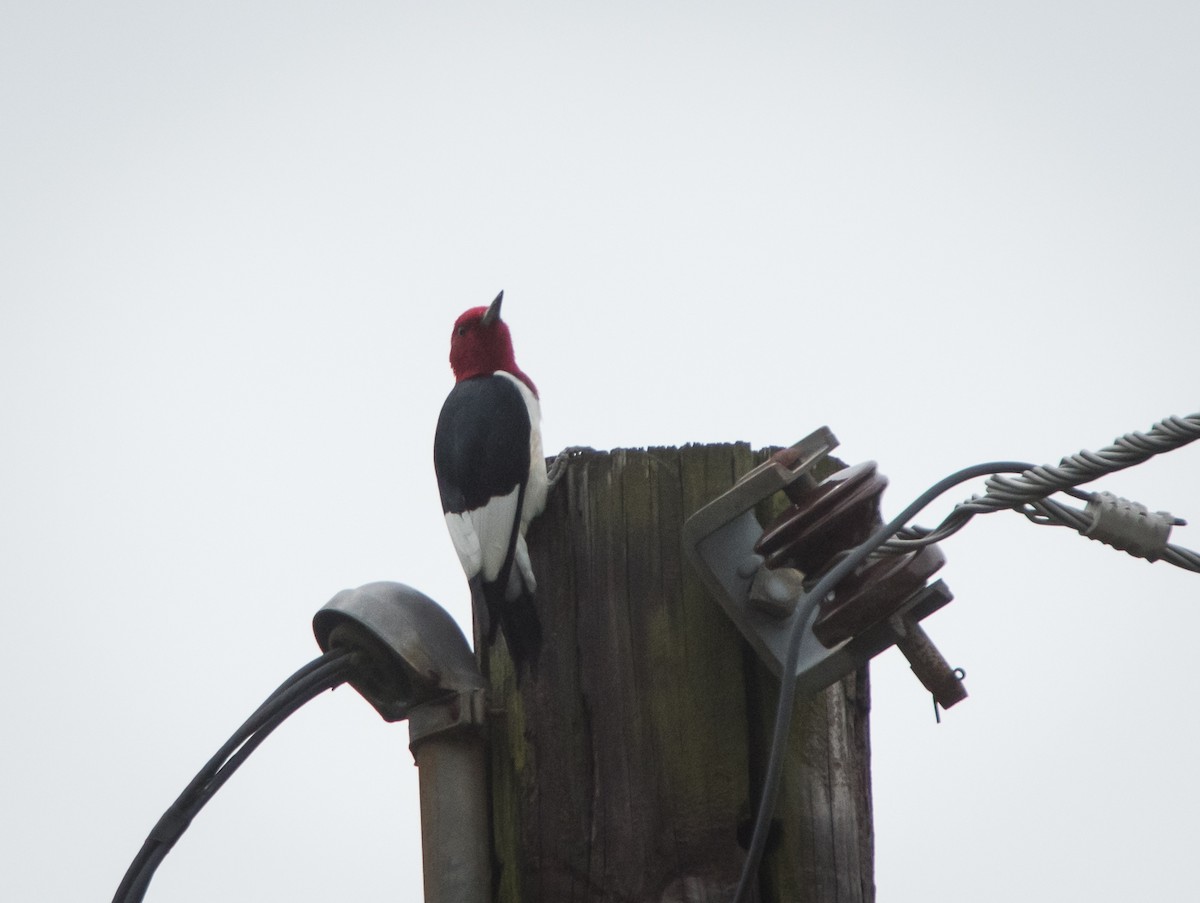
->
<box><xmin>314</xmin><ymin>582</ymin><xmax>489</xmax><ymax>903</ymax></box>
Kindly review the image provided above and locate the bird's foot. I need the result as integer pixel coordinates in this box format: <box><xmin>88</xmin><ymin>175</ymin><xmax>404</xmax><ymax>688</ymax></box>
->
<box><xmin>547</xmin><ymin>446</ymin><xmax>594</xmax><ymax>488</ymax></box>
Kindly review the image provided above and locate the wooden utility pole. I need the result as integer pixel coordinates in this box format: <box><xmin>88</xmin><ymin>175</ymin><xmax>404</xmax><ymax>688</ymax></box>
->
<box><xmin>483</xmin><ymin>444</ymin><xmax>873</xmax><ymax>903</ymax></box>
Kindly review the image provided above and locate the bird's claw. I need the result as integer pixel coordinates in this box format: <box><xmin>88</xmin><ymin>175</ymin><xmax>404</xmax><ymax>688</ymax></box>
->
<box><xmin>547</xmin><ymin>446</ymin><xmax>594</xmax><ymax>488</ymax></box>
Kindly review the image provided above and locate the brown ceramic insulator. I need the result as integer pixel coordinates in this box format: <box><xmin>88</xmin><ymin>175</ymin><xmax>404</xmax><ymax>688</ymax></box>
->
<box><xmin>812</xmin><ymin>544</ymin><xmax>947</xmax><ymax>648</ymax></box>
<box><xmin>754</xmin><ymin>461</ymin><xmax>888</xmax><ymax>573</ymax></box>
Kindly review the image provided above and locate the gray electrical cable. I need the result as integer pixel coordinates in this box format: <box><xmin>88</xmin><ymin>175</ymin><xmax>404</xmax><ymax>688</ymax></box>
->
<box><xmin>732</xmin><ymin>460</ymin><xmax>1035</xmax><ymax>903</ymax></box>
<box><xmin>734</xmin><ymin>412</ymin><xmax>1200</xmax><ymax>901</ymax></box>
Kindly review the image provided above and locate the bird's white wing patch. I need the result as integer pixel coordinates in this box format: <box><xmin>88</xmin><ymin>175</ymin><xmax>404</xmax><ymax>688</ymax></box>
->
<box><xmin>462</xmin><ymin>484</ymin><xmax>522</xmax><ymax>583</ymax></box>
<box><xmin>444</xmin><ymin>511</ymin><xmax>482</xmax><ymax>578</ymax></box>
<box><xmin>496</xmin><ymin>371</ymin><xmax>549</xmax><ymax>525</ymax></box>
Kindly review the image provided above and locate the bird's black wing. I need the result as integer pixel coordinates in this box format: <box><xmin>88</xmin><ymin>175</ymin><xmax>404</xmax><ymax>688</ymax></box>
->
<box><xmin>433</xmin><ymin>375</ymin><xmax>531</xmax><ymax>514</ymax></box>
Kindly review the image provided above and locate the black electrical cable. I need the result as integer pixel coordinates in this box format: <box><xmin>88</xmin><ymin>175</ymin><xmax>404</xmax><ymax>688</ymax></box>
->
<box><xmin>124</xmin><ymin>651</ymin><xmax>355</xmax><ymax>900</ymax></box>
<box><xmin>732</xmin><ymin>461</ymin><xmax>1037</xmax><ymax>903</ymax></box>
<box><xmin>113</xmin><ymin>659</ymin><xmax>348</xmax><ymax>903</ymax></box>
<box><xmin>112</xmin><ymin>647</ymin><xmax>359</xmax><ymax>903</ymax></box>
<box><xmin>113</xmin><ymin>650</ymin><xmax>356</xmax><ymax>903</ymax></box>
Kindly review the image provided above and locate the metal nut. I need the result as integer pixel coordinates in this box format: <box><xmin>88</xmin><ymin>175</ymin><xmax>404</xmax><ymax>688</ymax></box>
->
<box><xmin>748</xmin><ymin>567</ymin><xmax>806</xmax><ymax>619</ymax></box>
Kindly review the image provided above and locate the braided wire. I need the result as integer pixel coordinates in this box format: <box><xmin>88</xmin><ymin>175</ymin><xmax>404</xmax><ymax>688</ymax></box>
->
<box><xmin>977</xmin><ymin>413</ymin><xmax>1200</xmax><ymax>510</ymax></box>
<box><xmin>884</xmin><ymin>413</ymin><xmax>1200</xmax><ymax>571</ymax></box>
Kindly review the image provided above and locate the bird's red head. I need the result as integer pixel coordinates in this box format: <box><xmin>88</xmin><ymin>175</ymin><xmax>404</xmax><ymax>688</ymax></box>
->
<box><xmin>448</xmin><ymin>291</ymin><xmax>538</xmax><ymax>396</ymax></box>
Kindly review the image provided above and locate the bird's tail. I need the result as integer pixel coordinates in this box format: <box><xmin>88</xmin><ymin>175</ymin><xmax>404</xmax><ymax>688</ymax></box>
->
<box><xmin>499</xmin><ymin>582</ymin><xmax>542</xmax><ymax>682</ymax></box>
<box><xmin>471</xmin><ymin>572</ymin><xmax>542</xmax><ymax>683</ymax></box>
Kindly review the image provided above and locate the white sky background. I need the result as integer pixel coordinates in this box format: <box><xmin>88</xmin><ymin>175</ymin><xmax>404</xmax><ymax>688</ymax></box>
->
<box><xmin>3</xmin><ymin>2</ymin><xmax>1199</xmax><ymax>900</ymax></box>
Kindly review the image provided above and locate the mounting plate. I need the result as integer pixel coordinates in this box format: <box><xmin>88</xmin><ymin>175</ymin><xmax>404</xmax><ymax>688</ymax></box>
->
<box><xmin>682</xmin><ymin>427</ymin><xmax>956</xmax><ymax>698</ymax></box>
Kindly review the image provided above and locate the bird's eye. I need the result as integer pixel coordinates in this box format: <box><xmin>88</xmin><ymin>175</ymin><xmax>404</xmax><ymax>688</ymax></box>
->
<box><xmin>456</xmin><ymin>325</ymin><xmax>468</xmax><ymax>336</ymax></box>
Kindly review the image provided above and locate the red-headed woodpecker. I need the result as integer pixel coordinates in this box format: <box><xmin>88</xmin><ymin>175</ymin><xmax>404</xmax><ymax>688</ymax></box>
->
<box><xmin>434</xmin><ymin>291</ymin><xmax>548</xmax><ymax>675</ymax></box>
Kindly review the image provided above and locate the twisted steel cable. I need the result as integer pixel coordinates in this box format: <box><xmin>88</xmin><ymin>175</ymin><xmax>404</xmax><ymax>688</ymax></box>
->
<box><xmin>884</xmin><ymin>413</ymin><xmax>1200</xmax><ymax>571</ymax></box>
<box><xmin>979</xmin><ymin>413</ymin><xmax>1200</xmax><ymax>508</ymax></box>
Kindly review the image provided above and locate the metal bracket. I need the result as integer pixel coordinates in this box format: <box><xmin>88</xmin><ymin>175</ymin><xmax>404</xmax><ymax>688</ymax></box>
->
<box><xmin>407</xmin><ymin>687</ymin><xmax>489</xmax><ymax>750</ymax></box>
<box><xmin>683</xmin><ymin>427</ymin><xmax>966</xmax><ymax>704</ymax></box>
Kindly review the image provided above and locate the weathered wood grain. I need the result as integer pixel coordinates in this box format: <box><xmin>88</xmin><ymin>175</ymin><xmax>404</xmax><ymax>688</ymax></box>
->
<box><xmin>482</xmin><ymin>445</ymin><xmax>873</xmax><ymax>903</ymax></box>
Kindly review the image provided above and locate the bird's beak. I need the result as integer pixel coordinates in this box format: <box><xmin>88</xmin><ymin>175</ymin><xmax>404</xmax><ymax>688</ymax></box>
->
<box><xmin>481</xmin><ymin>290</ymin><xmax>504</xmax><ymax>327</ymax></box>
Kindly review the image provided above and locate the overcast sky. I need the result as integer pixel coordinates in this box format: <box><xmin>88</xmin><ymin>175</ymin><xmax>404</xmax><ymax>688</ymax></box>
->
<box><xmin>3</xmin><ymin>3</ymin><xmax>1199</xmax><ymax>901</ymax></box>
